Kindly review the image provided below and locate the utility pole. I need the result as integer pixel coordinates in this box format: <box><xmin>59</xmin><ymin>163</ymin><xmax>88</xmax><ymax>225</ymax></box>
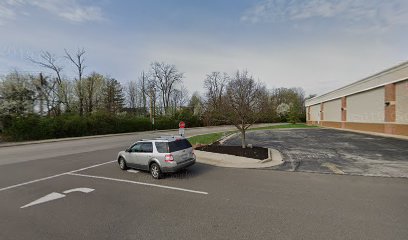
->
<box><xmin>149</xmin><ymin>86</ymin><xmax>156</xmax><ymax>129</ymax></box>
<box><xmin>39</xmin><ymin>73</ymin><xmax>45</xmax><ymax>116</ymax></box>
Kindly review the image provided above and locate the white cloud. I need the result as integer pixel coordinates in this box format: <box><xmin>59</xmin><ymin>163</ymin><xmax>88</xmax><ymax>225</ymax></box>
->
<box><xmin>241</xmin><ymin>0</ymin><xmax>408</xmax><ymax>32</ymax></box>
<box><xmin>30</xmin><ymin>0</ymin><xmax>104</xmax><ymax>22</ymax></box>
<box><xmin>0</xmin><ymin>0</ymin><xmax>104</xmax><ymax>25</ymax></box>
<box><xmin>0</xmin><ymin>3</ymin><xmax>16</xmax><ymax>25</ymax></box>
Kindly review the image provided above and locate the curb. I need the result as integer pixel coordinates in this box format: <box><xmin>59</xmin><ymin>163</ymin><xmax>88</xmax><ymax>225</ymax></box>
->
<box><xmin>318</xmin><ymin>126</ymin><xmax>408</xmax><ymax>141</ymax></box>
<box><xmin>195</xmin><ymin>147</ymin><xmax>284</xmax><ymax>169</ymax></box>
<box><xmin>218</xmin><ymin>132</ymin><xmax>238</xmax><ymax>145</ymax></box>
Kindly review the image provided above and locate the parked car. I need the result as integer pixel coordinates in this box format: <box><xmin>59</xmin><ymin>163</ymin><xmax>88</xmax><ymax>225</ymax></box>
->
<box><xmin>117</xmin><ymin>136</ymin><xmax>196</xmax><ymax>179</ymax></box>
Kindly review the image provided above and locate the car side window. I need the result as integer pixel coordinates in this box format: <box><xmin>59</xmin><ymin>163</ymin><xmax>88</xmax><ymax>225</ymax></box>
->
<box><xmin>130</xmin><ymin>143</ymin><xmax>142</xmax><ymax>152</ymax></box>
<box><xmin>155</xmin><ymin>142</ymin><xmax>169</xmax><ymax>153</ymax></box>
<box><xmin>141</xmin><ymin>142</ymin><xmax>153</xmax><ymax>153</ymax></box>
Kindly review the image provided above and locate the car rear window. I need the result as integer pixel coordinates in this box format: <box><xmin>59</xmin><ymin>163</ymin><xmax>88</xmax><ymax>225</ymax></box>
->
<box><xmin>168</xmin><ymin>139</ymin><xmax>192</xmax><ymax>152</ymax></box>
<box><xmin>155</xmin><ymin>142</ymin><xmax>169</xmax><ymax>153</ymax></box>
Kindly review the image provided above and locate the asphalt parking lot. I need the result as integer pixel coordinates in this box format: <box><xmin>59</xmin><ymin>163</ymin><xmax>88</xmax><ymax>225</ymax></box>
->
<box><xmin>224</xmin><ymin>128</ymin><xmax>408</xmax><ymax>177</ymax></box>
<box><xmin>1</xmin><ymin>127</ymin><xmax>408</xmax><ymax>239</ymax></box>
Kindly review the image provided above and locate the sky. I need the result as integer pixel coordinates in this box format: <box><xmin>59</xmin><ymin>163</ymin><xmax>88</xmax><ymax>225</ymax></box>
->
<box><xmin>0</xmin><ymin>0</ymin><xmax>407</xmax><ymax>96</ymax></box>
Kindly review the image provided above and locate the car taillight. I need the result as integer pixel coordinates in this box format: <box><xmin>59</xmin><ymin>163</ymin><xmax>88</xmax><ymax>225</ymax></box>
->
<box><xmin>165</xmin><ymin>154</ymin><xmax>174</xmax><ymax>162</ymax></box>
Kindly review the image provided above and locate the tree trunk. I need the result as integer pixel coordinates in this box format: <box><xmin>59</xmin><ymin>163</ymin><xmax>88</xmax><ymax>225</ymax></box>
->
<box><xmin>241</xmin><ymin>130</ymin><xmax>246</xmax><ymax>148</ymax></box>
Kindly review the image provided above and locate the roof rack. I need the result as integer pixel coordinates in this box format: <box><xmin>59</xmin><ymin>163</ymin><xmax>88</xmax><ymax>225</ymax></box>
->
<box><xmin>156</xmin><ymin>135</ymin><xmax>184</xmax><ymax>140</ymax></box>
<box><xmin>137</xmin><ymin>135</ymin><xmax>185</xmax><ymax>142</ymax></box>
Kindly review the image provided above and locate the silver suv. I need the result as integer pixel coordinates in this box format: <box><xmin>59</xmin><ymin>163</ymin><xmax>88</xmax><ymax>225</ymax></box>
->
<box><xmin>117</xmin><ymin>136</ymin><xmax>196</xmax><ymax>179</ymax></box>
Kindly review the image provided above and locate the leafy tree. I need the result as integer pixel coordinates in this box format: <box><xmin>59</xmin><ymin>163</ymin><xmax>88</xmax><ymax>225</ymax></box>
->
<box><xmin>84</xmin><ymin>72</ymin><xmax>105</xmax><ymax>114</ymax></box>
<box><xmin>104</xmin><ymin>78</ymin><xmax>125</xmax><ymax>114</ymax></box>
<box><xmin>287</xmin><ymin>101</ymin><xmax>301</xmax><ymax>124</ymax></box>
<box><xmin>0</xmin><ymin>72</ymin><xmax>36</xmax><ymax>117</ymax></box>
<box><xmin>189</xmin><ymin>91</ymin><xmax>203</xmax><ymax>116</ymax></box>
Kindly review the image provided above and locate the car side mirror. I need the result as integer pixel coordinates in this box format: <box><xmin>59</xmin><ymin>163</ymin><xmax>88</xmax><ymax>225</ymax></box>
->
<box><xmin>125</xmin><ymin>148</ymin><xmax>131</xmax><ymax>152</ymax></box>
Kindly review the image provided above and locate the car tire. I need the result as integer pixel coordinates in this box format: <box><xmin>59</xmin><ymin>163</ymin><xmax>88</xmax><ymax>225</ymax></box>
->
<box><xmin>150</xmin><ymin>162</ymin><xmax>163</xmax><ymax>179</ymax></box>
<box><xmin>119</xmin><ymin>157</ymin><xmax>128</xmax><ymax>170</ymax></box>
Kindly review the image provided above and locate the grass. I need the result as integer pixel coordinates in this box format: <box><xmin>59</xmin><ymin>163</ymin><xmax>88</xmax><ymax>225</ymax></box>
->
<box><xmin>188</xmin><ymin>123</ymin><xmax>317</xmax><ymax>146</ymax></box>
<box><xmin>188</xmin><ymin>132</ymin><xmax>225</xmax><ymax>145</ymax></box>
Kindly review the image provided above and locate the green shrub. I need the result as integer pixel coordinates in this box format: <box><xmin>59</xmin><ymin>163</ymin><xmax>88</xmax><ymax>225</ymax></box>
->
<box><xmin>2</xmin><ymin>109</ymin><xmax>205</xmax><ymax>141</ymax></box>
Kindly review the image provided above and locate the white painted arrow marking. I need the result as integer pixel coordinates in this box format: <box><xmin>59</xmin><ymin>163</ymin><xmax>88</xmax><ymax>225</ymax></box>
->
<box><xmin>20</xmin><ymin>192</ymin><xmax>66</xmax><ymax>209</ymax></box>
<box><xmin>20</xmin><ymin>187</ymin><xmax>95</xmax><ymax>209</ymax></box>
<box><xmin>63</xmin><ymin>188</ymin><xmax>94</xmax><ymax>194</ymax></box>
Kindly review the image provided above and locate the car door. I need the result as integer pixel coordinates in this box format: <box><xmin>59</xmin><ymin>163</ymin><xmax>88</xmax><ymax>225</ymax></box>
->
<box><xmin>138</xmin><ymin>142</ymin><xmax>153</xmax><ymax>169</ymax></box>
<box><xmin>127</xmin><ymin>142</ymin><xmax>142</xmax><ymax>167</ymax></box>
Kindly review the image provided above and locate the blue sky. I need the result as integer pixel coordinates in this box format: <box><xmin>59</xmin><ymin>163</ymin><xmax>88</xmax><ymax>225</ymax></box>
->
<box><xmin>0</xmin><ymin>0</ymin><xmax>407</xmax><ymax>96</ymax></box>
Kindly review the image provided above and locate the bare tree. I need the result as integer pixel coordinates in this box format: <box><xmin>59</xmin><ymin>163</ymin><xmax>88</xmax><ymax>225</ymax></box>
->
<box><xmin>203</xmin><ymin>72</ymin><xmax>229</xmax><ymax>124</ymax></box>
<box><xmin>138</xmin><ymin>71</ymin><xmax>149</xmax><ymax>115</ymax></box>
<box><xmin>31</xmin><ymin>73</ymin><xmax>48</xmax><ymax>116</ymax></box>
<box><xmin>204</xmin><ymin>71</ymin><xmax>228</xmax><ymax>110</ymax></box>
<box><xmin>65</xmin><ymin>48</ymin><xmax>86</xmax><ymax>116</ymax></box>
<box><xmin>223</xmin><ymin>70</ymin><xmax>268</xmax><ymax>148</ymax></box>
<box><xmin>126</xmin><ymin>80</ymin><xmax>138</xmax><ymax>113</ymax></box>
<box><xmin>150</xmin><ymin>62</ymin><xmax>183</xmax><ymax>115</ymax></box>
<box><xmin>171</xmin><ymin>85</ymin><xmax>189</xmax><ymax>113</ymax></box>
<box><xmin>29</xmin><ymin>51</ymin><xmax>68</xmax><ymax>114</ymax></box>
<box><xmin>144</xmin><ymin>79</ymin><xmax>158</xmax><ymax>124</ymax></box>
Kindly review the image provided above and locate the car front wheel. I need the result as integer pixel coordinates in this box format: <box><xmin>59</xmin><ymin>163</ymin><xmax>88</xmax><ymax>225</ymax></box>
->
<box><xmin>150</xmin><ymin>163</ymin><xmax>163</xmax><ymax>179</ymax></box>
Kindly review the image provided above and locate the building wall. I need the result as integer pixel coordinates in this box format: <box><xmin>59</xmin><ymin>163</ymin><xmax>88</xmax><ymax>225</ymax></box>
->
<box><xmin>396</xmin><ymin>80</ymin><xmax>408</xmax><ymax>123</ymax></box>
<box><xmin>305</xmin><ymin>62</ymin><xmax>408</xmax><ymax>137</ymax></box>
<box><xmin>309</xmin><ymin>104</ymin><xmax>320</xmax><ymax>122</ymax></box>
<box><xmin>323</xmin><ymin>98</ymin><xmax>341</xmax><ymax>122</ymax></box>
<box><xmin>306</xmin><ymin>62</ymin><xmax>408</xmax><ymax>106</ymax></box>
<box><xmin>347</xmin><ymin>87</ymin><xmax>384</xmax><ymax>123</ymax></box>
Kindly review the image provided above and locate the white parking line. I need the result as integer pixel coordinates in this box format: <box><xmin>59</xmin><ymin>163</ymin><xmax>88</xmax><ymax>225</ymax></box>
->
<box><xmin>68</xmin><ymin>172</ymin><xmax>209</xmax><ymax>195</ymax></box>
<box><xmin>0</xmin><ymin>173</ymin><xmax>69</xmax><ymax>192</ymax></box>
<box><xmin>0</xmin><ymin>160</ymin><xmax>116</xmax><ymax>192</ymax></box>
<box><xmin>69</xmin><ymin>160</ymin><xmax>116</xmax><ymax>173</ymax></box>
<box><xmin>127</xmin><ymin>169</ymin><xmax>139</xmax><ymax>173</ymax></box>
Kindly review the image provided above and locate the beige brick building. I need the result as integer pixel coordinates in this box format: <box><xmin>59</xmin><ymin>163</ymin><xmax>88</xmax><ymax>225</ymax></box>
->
<box><xmin>305</xmin><ymin>61</ymin><xmax>408</xmax><ymax>136</ymax></box>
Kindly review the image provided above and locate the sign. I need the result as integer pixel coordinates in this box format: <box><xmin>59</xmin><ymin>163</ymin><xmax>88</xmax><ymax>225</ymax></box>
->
<box><xmin>179</xmin><ymin>128</ymin><xmax>185</xmax><ymax>136</ymax></box>
<box><xmin>179</xmin><ymin>121</ymin><xmax>185</xmax><ymax>128</ymax></box>
<box><xmin>179</xmin><ymin>121</ymin><xmax>185</xmax><ymax>136</ymax></box>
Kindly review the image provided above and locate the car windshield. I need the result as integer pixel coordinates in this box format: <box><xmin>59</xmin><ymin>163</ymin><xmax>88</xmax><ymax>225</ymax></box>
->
<box><xmin>168</xmin><ymin>139</ymin><xmax>192</xmax><ymax>152</ymax></box>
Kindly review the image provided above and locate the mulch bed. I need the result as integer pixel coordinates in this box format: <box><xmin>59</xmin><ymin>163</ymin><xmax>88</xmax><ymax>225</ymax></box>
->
<box><xmin>195</xmin><ymin>145</ymin><xmax>268</xmax><ymax>160</ymax></box>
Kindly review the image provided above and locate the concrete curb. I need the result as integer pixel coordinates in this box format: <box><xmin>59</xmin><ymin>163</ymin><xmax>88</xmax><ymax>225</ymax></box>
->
<box><xmin>195</xmin><ymin>148</ymin><xmax>284</xmax><ymax>169</ymax></box>
<box><xmin>218</xmin><ymin>132</ymin><xmax>238</xmax><ymax>145</ymax></box>
<box><xmin>319</xmin><ymin>126</ymin><xmax>408</xmax><ymax>141</ymax></box>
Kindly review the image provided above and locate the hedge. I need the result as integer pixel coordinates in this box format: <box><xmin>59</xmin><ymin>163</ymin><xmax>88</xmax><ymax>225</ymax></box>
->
<box><xmin>2</xmin><ymin>112</ymin><xmax>203</xmax><ymax>141</ymax></box>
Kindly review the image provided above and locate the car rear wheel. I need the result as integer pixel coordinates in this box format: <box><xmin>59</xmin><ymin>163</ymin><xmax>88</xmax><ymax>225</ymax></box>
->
<box><xmin>150</xmin><ymin>163</ymin><xmax>162</xmax><ymax>179</ymax></box>
<box><xmin>119</xmin><ymin>157</ymin><xmax>128</xmax><ymax>170</ymax></box>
